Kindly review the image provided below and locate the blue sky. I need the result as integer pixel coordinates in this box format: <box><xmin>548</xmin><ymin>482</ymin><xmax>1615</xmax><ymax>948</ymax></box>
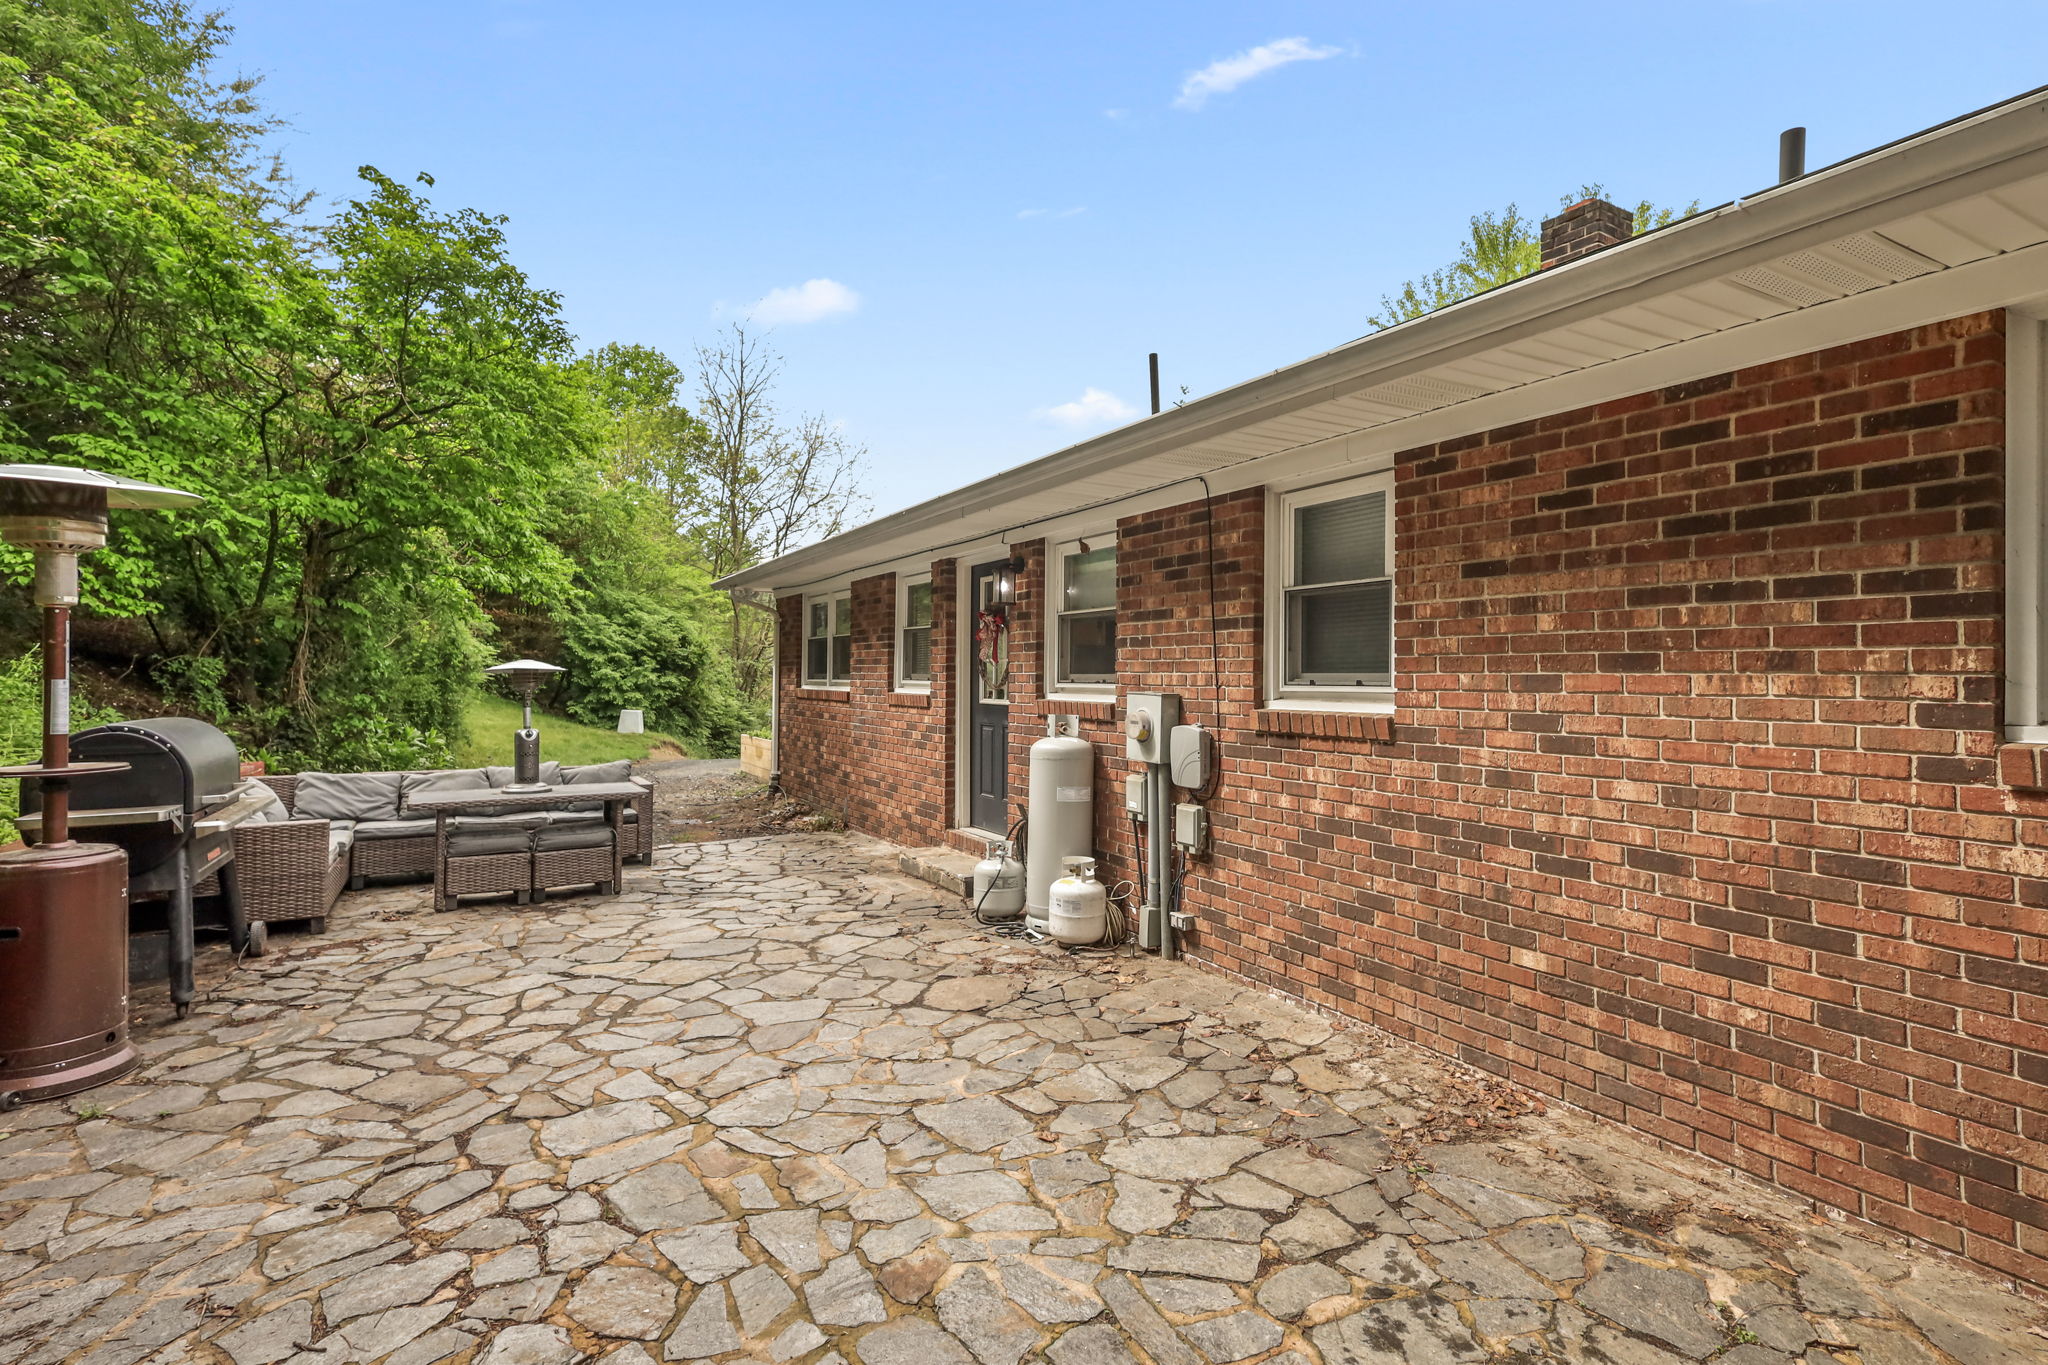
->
<box><xmin>223</xmin><ymin>2</ymin><xmax>2048</xmax><ymax>519</ymax></box>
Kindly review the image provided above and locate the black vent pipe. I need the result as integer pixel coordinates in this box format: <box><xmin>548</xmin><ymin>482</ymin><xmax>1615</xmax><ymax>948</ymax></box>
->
<box><xmin>1779</xmin><ymin>126</ymin><xmax>1807</xmax><ymax>183</ymax></box>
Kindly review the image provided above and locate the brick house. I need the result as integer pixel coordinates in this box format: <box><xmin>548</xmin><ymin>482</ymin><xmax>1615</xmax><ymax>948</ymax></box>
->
<box><xmin>718</xmin><ymin>92</ymin><xmax>2048</xmax><ymax>1286</ymax></box>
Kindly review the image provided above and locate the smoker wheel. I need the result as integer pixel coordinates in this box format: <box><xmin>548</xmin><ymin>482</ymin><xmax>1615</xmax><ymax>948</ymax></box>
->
<box><xmin>244</xmin><ymin>922</ymin><xmax>268</xmax><ymax>958</ymax></box>
<box><xmin>0</xmin><ymin>1090</ymin><xmax>18</xmax><ymax>1112</ymax></box>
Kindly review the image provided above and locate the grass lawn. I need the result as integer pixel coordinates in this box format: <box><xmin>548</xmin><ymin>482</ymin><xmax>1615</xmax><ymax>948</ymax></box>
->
<box><xmin>455</xmin><ymin>694</ymin><xmax>692</xmax><ymax>767</ymax></box>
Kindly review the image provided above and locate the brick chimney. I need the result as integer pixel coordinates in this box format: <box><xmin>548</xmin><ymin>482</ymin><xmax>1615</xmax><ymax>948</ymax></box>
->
<box><xmin>1539</xmin><ymin>197</ymin><xmax>1633</xmax><ymax>270</ymax></box>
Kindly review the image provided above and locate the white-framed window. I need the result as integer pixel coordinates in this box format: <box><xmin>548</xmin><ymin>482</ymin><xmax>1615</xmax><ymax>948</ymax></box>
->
<box><xmin>1269</xmin><ymin>472</ymin><xmax>1395</xmax><ymax>706</ymax></box>
<box><xmin>803</xmin><ymin>589</ymin><xmax>852</xmax><ymax>688</ymax></box>
<box><xmin>2008</xmin><ymin>310</ymin><xmax>2048</xmax><ymax>741</ymax></box>
<box><xmin>896</xmin><ymin>573</ymin><xmax>933</xmax><ymax>690</ymax></box>
<box><xmin>1050</xmin><ymin>536</ymin><xmax>1117</xmax><ymax>692</ymax></box>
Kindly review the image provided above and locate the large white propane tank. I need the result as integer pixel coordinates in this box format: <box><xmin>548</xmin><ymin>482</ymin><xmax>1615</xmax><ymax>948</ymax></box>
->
<box><xmin>1026</xmin><ymin>722</ymin><xmax>1094</xmax><ymax>933</ymax></box>
<box><xmin>1048</xmin><ymin>856</ymin><xmax>1109</xmax><ymax>945</ymax></box>
<box><xmin>970</xmin><ymin>838</ymin><xmax>1024</xmax><ymax>919</ymax></box>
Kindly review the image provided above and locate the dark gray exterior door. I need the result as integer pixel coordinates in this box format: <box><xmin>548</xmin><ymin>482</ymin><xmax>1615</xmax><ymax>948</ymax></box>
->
<box><xmin>968</xmin><ymin>559</ymin><xmax>1010</xmax><ymax>833</ymax></box>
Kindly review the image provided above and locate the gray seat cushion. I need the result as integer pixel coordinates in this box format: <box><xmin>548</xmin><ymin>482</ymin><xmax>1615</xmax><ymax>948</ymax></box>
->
<box><xmin>293</xmin><ymin>771</ymin><xmax>405</xmax><ymax>822</ymax></box>
<box><xmin>328</xmin><ymin>824</ymin><xmax>356</xmax><ymax>861</ymax></box>
<box><xmin>546</xmin><ymin>807</ymin><xmax>637</xmax><ymax>826</ymax></box>
<box><xmin>447</xmin><ymin>813</ymin><xmax>545</xmax><ymax>857</ymax></box>
<box><xmin>534</xmin><ymin>820</ymin><xmax>614</xmax><ymax>852</ymax></box>
<box><xmin>403</xmin><ymin>769</ymin><xmax>499</xmax><ymax>818</ymax></box>
<box><xmin>485</xmin><ymin>762</ymin><xmax>562</xmax><ymax>789</ymax></box>
<box><xmin>354</xmin><ymin>818</ymin><xmax>437</xmax><ymax>841</ymax></box>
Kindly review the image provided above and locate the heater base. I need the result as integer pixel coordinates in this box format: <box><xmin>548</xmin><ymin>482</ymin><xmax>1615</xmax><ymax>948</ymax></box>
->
<box><xmin>0</xmin><ymin>1040</ymin><xmax>138</xmax><ymax>1111</ymax></box>
<box><xmin>0</xmin><ymin>841</ymin><xmax>137</xmax><ymax>1110</ymax></box>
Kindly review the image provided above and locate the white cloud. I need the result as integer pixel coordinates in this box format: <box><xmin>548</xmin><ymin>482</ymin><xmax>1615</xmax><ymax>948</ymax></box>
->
<box><xmin>1173</xmin><ymin>36</ymin><xmax>1339</xmax><ymax>110</ymax></box>
<box><xmin>1017</xmin><ymin>206</ymin><xmax>1087</xmax><ymax>220</ymax></box>
<box><xmin>1039</xmin><ymin>387</ymin><xmax>1136</xmax><ymax>429</ymax></box>
<box><xmin>1103</xmin><ymin>107</ymin><xmax>1129</xmax><ymax>120</ymax></box>
<box><xmin>747</xmin><ymin>278</ymin><xmax>860</xmax><ymax>325</ymax></box>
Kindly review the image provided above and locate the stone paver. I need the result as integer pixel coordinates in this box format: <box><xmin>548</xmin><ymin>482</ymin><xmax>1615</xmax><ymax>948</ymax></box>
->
<box><xmin>0</xmin><ymin>831</ymin><xmax>2041</xmax><ymax>1365</ymax></box>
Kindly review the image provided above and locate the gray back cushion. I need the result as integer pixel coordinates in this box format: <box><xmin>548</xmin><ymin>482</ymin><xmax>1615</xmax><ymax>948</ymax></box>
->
<box><xmin>239</xmin><ymin>780</ymin><xmax>290</xmax><ymax>824</ymax></box>
<box><xmin>562</xmin><ymin>760</ymin><xmax>632</xmax><ymax>786</ymax></box>
<box><xmin>558</xmin><ymin>760</ymin><xmax>632</xmax><ymax>812</ymax></box>
<box><xmin>485</xmin><ymin>762</ymin><xmax>562</xmax><ymax>788</ymax></box>
<box><xmin>403</xmin><ymin>768</ymin><xmax>496</xmax><ymax>817</ymax></box>
<box><xmin>293</xmin><ymin>771</ymin><xmax>405</xmax><ymax>823</ymax></box>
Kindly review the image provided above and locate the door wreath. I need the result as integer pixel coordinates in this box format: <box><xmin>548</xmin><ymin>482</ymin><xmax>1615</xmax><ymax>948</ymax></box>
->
<box><xmin>974</xmin><ymin>608</ymin><xmax>1009</xmax><ymax>698</ymax></box>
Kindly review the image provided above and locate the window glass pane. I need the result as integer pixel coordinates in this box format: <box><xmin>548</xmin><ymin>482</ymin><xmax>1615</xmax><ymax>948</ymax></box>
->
<box><xmin>1059</xmin><ymin>613</ymin><xmax>1117</xmax><ymax>683</ymax></box>
<box><xmin>833</xmin><ymin>595</ymin><xmax>851</xmax><ymax>637</ymax></box>
<box><xmin>1287</xmin><ymin>581</ymin><xmax>1391</xmax><ymax>684</ymax></box>
<box><xmin>905</xmin><ymin>581</ymin><xmax>932</xmax><ymax>629</ymax></box>
<box><xmin>808</xmin><ymin>600</ymin><xmax>828</xmax><ymax>638</ymax></box>
<box><xmin>902</xmin><ymin>627</ymin><xmax>931</xmax><ymax>681</ymax></box>
<box><xmin>831</xmin><ymin>635</ymin><xmax>852</xmax><ymax>680</ymax></box>
<box><xmin>806</xmin><ymin>638</ymin><xmax>828</xmax><ymax>681</ymax></box>
<box><xmin>1295</xmin><ymin>491</ymin><xmax>1386</xmax><ymax>586</ymax></box>
<box><xmin>1063</xmin><ymin>546</ymin><xmax>1116</xmax><ymax>612</ymax></box>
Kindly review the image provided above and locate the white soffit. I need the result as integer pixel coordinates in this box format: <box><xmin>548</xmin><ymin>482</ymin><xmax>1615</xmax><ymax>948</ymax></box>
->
<box><xmin>726</xmin><ymin>97</ymin><xmax>2048</xmax><ymax>595</ymax></box>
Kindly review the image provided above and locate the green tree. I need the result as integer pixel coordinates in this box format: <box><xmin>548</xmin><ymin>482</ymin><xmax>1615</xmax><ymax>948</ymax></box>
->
<box><xmin>0</xmin><ymin>1</ymin><xmax>753</xmax><ymax>766</ymax></box>
<box><xmin>1369</xmin><ymin>186</ymin><xmax>1698</xmax><ymax>330</ymax></box>
<box><xmin>691</xmin><ymin>324</ymin><xmax>866</xmax><ymax>701</ymax></box>
<box><xmin>578</xmin><ymin>342</ymin><xmax>710</xmax><ymax>538</ymax></box>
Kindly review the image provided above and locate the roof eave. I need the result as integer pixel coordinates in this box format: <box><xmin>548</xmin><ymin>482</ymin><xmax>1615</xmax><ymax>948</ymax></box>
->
<box><xmin>717</xmin><ymin>88</ymin><xmax>2048</xmax><ymax>593</ymax></box>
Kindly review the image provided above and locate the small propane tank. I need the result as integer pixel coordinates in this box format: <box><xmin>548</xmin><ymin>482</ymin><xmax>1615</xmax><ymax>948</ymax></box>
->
<box><xmin>971</xmin><ymin>838</ymin><xmax>1025</xmax><ymax>919</ymax></box>
<box><xmin>1048</xmin><ymin>855</ymin><xmax>1109</xmax><ymax>945</ymax></box>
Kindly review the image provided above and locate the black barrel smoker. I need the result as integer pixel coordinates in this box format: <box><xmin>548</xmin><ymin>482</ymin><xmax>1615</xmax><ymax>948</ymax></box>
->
<box><xmin>20</xmin><ymin>717</ymin><xmax>263</xmax><ymax>1017</ymax></box>
<box><xmin>0</xmin><ymin>464</ymin><xmax>202</xmax><ymax>1111</ymax></box>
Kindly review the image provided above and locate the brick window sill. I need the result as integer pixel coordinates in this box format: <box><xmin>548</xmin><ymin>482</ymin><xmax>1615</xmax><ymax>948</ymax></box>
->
<box><xmin>1254</xmin><ymin>708</ymin><xmax>1394</xmax><ymax>742</ymax></box>
<box><xmin>1035</xmin><ymin>699</ymin><xmax>1116</xmax><ymax>722</ymax></box>
<box><xmin>888</xmin><ymin>691</ymin><xmax>932</xmax><ymax>709</ymax></box>
<box><xmin>1999</xmin><ymin>742</ymin><xmax>2048</xmax><ymax>790</ymax></box>
<box><xmin>793</xmin><ymin>687</ymin><xmax>852</xmax><ymax>703</ymax></box>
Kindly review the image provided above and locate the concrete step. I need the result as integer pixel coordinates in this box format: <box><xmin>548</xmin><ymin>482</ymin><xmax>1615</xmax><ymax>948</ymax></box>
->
<box><xmin>899</xmin><ymin>845</ymin><xmax>976</xmax><ymax>899</ymax></box>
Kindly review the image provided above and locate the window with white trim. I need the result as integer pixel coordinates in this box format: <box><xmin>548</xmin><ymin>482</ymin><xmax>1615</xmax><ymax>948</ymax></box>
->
<box><xmin>2008</xmin><ymin>311</ymin><xmax>2047</xmax><ymax>741</ymax></box>
<box><xmin>1273</xmin><ymin>474</ymin><xmax>1394</xmax><ymax>702</ymax></box>
<box><xmin>897</xmin><ymin>574</ymin><xmax>933</xmax><ymax>689</ymax></box>
<box><xmin>1051</xmin><ymin>538</ymin><xmax>1117</xmax><ymax>690</ymax></box>
<box><xmin>803</xmin><ymin>589</ymin><xmax>851</xmax><ymax>688</ymax></box>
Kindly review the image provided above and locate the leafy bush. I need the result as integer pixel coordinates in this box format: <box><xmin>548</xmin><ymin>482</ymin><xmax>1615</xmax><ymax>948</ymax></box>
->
<box><xmin>0</xmin><ymin>651</ymin><xmax>124</xmax><ymax>843</ymax></box>
<box><xmin>555</xmin><ymin>586</ymin><xmax>743</xmax><ymax>757</ymax></box>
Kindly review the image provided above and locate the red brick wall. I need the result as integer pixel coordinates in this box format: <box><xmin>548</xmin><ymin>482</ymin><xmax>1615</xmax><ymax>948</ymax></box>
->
<box><xmin>776</xmin><ymin>310</ymin><xmax>2048</xmax><ymax>1285</ymax></box>
<box><xmin>775</xmin><ymin>563</ymin><xmax>955</xmax><ymax>848</ymax></box>
<box><xmin>1168</xmin><ymin>311</ymin><xmax>2040</xmax><ymax>1285</ymax></box>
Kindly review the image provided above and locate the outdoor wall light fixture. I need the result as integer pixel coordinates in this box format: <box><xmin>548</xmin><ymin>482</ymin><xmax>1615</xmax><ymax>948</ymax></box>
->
<box><xmin>483</xmin><ymin>658</ymin><xmax>566</xmax><ymax>792</ymax></box>
<box><xmin>0</xmin><ymin>463</ymin><xmax>203</xmax><ymax>1109</ymax></box>
<box><xmin>991</xmin><ymin>556</ymin><xmax>1025</xmax><ymax>606</ymax></box>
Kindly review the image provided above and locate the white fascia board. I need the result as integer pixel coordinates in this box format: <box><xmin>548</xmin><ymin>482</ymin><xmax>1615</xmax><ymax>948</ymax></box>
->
<box><xmin>723</xmin><ymin>92</ymin><xmax>2048</xmax><ymax>596</ymax></box>
<box><xmin>761</xmin><ymin>240</ymin><xmax>2048</xmax><ymax>598</ymax></box>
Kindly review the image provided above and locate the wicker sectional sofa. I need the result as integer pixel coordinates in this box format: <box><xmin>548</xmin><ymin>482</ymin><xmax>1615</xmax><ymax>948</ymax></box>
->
<box><xmin>234</xmin><ymin>760</ymin><xmax>653</xmax><ymax>931</ymax></box>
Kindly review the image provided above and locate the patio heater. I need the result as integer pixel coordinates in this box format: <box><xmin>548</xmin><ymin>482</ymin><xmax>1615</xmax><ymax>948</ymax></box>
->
<box><xmin>0</xmin><ymin>464</ymin><xmax>203</xmax><ymax>1110</ymax></box>
<box><xmin>484</xmin><ymin>659</ymin><xmax>565</xmax><ymax>792</ymax></box>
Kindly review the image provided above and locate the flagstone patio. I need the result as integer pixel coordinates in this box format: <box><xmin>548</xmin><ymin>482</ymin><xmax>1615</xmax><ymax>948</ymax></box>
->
<box><xmin>1</xmin><ymin>833</ymin><xmax>2043</xmax><ymax>1365</ymax></box>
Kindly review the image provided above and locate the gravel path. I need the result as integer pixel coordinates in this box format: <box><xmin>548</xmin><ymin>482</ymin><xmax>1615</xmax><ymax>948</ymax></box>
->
<box><xmin>636</xmin><ymin>757</ymin><xmax>775</xmax><ymax>844</ymax></box>
<box><xmin>0</xmin><ymin>832</ymin><xmax>2041</xmax><ymax>1365</ymax></box>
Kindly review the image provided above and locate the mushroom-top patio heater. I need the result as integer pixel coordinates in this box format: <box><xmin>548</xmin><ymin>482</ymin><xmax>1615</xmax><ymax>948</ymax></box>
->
<box><xmin>0</xmin><ymin>464</ymin><xmax>202</xmax><ymax>1110</ymax></box>
<box><xmin>484</xmin><ymin>659</ymin><xmax>565</xmax><ymax>792</ymax></box>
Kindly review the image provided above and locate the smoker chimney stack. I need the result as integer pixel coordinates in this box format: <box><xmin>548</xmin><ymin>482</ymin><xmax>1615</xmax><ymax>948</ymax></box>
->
<box><xmin>1538</xmin><ymin>197</ymin><xmax>1633</xmax><ymax>271</ymax></box>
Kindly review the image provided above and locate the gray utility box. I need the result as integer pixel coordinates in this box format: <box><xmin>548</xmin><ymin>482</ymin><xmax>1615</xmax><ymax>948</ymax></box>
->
<box><xmin>1124</xmin><ymin>692</ymin><xmax>1179</xmax><ymax>764</ymax></box>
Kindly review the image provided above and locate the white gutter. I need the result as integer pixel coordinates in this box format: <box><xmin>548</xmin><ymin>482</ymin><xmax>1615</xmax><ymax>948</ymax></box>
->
<box><xmin>718</xmin><ymin>86</ymin><xmax>2048</xmax><ymax>594</ymax></box>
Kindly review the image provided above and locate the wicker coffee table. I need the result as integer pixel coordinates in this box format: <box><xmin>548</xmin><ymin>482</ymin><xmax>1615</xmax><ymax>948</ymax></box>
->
<box><xmin>404</xmin><ymin>782</ymin><xmax>645</xmax><ymax>912</ymax></box>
